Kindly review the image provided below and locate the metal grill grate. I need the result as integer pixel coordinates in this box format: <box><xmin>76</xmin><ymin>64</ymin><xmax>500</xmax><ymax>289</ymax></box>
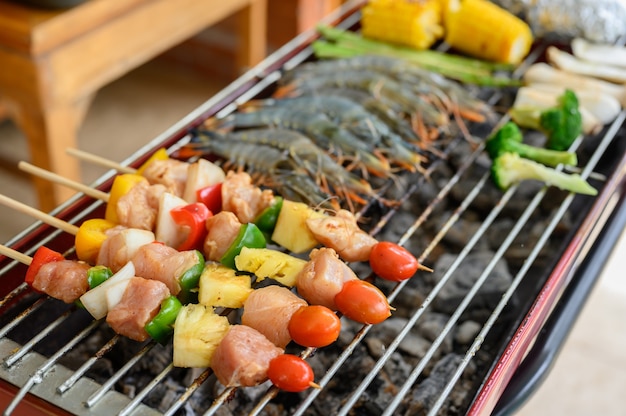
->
<box><xmin>2</xmin><ymin>2</ymin><xmax>626</xmax><ymax>415</ymax></box>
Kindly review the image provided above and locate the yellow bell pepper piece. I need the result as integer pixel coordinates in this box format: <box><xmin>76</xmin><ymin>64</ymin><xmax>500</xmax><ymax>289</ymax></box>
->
<box><xmin>105</xmin><ymin>173</ymin><xmax>147</xmax><ymax>224</ymax></box>
<box><xmin>136</xmin><ymin>148</ymin><xmax>169</xmax><ymax>175</ymax></box>
<box><xmin>75</xmin><ymin>218</ymin><xmax>117</xmax><ymax>264</ymax></box>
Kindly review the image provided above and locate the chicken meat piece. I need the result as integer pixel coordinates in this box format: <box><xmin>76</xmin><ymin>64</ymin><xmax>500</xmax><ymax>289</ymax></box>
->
<box><xmin>97</xmin><ymin>228</ymin><xmax>156</xmax><ymax>272</ymax></box>
<box><xmin>241</xmin><ymin>285</ymin><xmax>307</xmax><ymax>348</ymax></box>
<box><xmin>221</xmin><ymin>171</ymin><xmax>274</xmax><ymax>223</ymax></box>
<box><xmin>211</xmin><ymin>325</ymin><xmax>283</xmax><ymax>387</ymax></box>
<box><xmin>203</xmin><ymin>211</ymin><xmax>241</xmax><ymax>262</ymax></box>
<box><xmin>132</xmin><ymin>242</ymin><xmax>200</xmax><ymax>295</ymax></box>
<box><xmin>32</xmin><ymin>260</ymin><xmax>91</xmax><ymax>303</ymax></box>
<box><xmin>306</xmin><ymin>209</ymin><xmax>378</xmax><ymax>262</ymax></box>
<box><xmin>296</xmin><ymin>247</ymin><xmax>358</xmax><ymax>310</ymax></box>
<box><xmin>116</xmin><ymin>179</ymin><xmax>167</xmax><ymax>231</ymax></box>
<box><xmin>141</xmin><ymin>158</ymin><xmax>189</xmax><ymax>197</ymax></box>
<box><xmin>106</xmin><ymin>276</ymin><xmax>170</xmax><ymax>342</ymax></box>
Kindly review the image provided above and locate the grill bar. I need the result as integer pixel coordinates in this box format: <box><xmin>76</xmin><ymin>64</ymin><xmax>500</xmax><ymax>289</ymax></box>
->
<box><xmin>57</xmin><ymin>335</ymin><xmax>118</xmax><ymax>395</ymax></box>
<box><xmin>85</xmin><ymin>340</ymin><xmax>155</xmax><ymax>408</ymax></box>
<box><xmin>470</xmin><ymin>111</ymin><xmax>626</xmax><ymax>415</ymax></box>
<box><xmin>4</xmin><ymin>320</ymin><xmax>99</xmax><ymax>415</ymax></box>
<box><xmin>393</xmin><ymin>114</ymin><xmax>621</xmax><ymax>415</ymax></box>
<box><xmin>118</xmin><ymin>364</ymin><xmax>175</xmax><ymax>416</ymax></box>
<box><xmin>5</xmin><ymin>309</ymin><xmax>75</xmax><ymax>368</ymax></box>
<box><xmin>1</xmin><ymin>1</ymin><xmax>625</xmax><ymax>415</ymax></box>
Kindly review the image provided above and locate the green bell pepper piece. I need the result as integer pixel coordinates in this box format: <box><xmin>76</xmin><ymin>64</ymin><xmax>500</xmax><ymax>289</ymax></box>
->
<box><xmin>220</xmin><ymin>223</ymin><xmax>266</xmax><ymax>269</ymax></box>
<box><xmin>254</xmin><ymin>196</ymin><xmax>283</xmax><ymax>235</ymax></box>
<box><xmin>87</xmin><ymin>265</ymin><xmax>113</xmax><ymax>289</ymax></box>
<box><xmin>177</xmin><ymin>250</ymin><xmax>204</xmax><ymax>304</ymax></box>
<box><xmin>145</xmin><ymin>295</ymin><xmax>183</xmax><ymax>344</ymax></box>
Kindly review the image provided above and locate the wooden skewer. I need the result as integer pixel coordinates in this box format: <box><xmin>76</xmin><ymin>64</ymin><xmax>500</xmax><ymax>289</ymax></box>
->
<box><xmin>0</xmin><ymin>193</ymin><xmax>78</xmax><ymax>236</ymax></box>
<box><xmin>0</xmin><ymin>244</ymin><xmax>32</xmax><ymax>266</ymax></box>
<box><xmin>19</xmin><ymin>161</ymin><xmax>110</xmax><ymax>203</ymax></box>
<box><xmin>66</xmin><ymin>147</ymin><xmax>136</xmax><ymax>174</ymax></box>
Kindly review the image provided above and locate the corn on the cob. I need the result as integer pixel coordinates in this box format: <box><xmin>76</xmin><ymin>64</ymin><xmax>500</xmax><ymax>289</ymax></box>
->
<box><xmin>443</xmin><ymin>0</ymin><xmax>533</xmax><ymax>64</ymax></box>
<box><xmin>361</xmin><ymin>0</ymin><xmax>445</xmax><ymax>50</ymax></box>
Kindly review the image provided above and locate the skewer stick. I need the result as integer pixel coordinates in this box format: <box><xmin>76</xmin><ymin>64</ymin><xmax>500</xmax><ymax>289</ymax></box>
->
<box><xmin>18</xmin><ymin>161</ymin><xmax>110</xmax><ymax>203</ymax></box>
<box><xmin>66</xmin><ymin>148</ymin><xmax>136</xmax><ymax>174</ymax></box>
<box><xmin>0</xmin><ymin>244</ymin><xmax>32</xmax><ymax>266</ymax></box>
<box><xmin>0</xmin><ymin>193</ymin><xmax>78</xmax><ymax>235</ymax></box>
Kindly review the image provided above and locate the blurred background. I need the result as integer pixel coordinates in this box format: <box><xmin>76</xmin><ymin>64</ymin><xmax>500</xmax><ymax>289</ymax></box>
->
<box><xmin>0</xmin><ymin>1</ymin><xmax>624</xmax><ymax>415</ymax></box>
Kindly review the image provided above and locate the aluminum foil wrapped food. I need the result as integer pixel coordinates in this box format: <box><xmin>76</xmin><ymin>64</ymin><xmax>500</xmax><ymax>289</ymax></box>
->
<box><xmin>491</xmin><ymin>0</ymin><xmax>626</xmax><ymax>43</ymax></box>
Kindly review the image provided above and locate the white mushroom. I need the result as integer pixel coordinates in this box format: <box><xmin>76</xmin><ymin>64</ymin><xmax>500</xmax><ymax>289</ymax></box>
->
<box><xmin>547</xmin><ymin>46</ymin><xmax>626</xmax><ymax>84</ymax></box>
<box><xmin>523</xmin><ymin>63</ymin><xmax>626</xmax><ymax>108</ymax></box>
<box><xmin>571</xmin><ymin>37</ymin><xmax>626</xmax><ymax>69</ymax></box>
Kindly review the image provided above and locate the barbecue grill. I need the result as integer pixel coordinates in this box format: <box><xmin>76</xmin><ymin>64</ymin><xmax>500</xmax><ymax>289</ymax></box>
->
<box><xmin>2</xmin><ymin>2</ymin><xmax>626</xmax><ymax>415</ymax></box>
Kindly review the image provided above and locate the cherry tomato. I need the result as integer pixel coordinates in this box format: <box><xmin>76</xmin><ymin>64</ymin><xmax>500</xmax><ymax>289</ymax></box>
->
<box><xmin>288</xmin><ymin>305</ymin><xmax>341</xmax><ymax>348</ymax></box>
<box><xmin>267</xmin><ymin>354</ymin><xmax>315</xmax><ymax>392</ymax></box>
<box><xmin>334</xmin><ymin>280</ymin><xmax>391</xmax><ymax>325</ymax></box>
<box><xmin>369</xmin><ymin>241</ymin><xmax>419</xmax><ymax>282</ymax></box>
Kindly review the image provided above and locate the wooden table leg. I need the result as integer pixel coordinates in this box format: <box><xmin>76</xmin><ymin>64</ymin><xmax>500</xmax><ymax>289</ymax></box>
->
<box><xmin>237</xmin><ymin>0</ymin><xmax>268</xmax><ymax>73</ymax></box>
<box><xmin>12</xmin><ymin>95</ymin><xmax>92</xmax><ymax>212</ymax></box>
<box><xmin>297</xmin><ymin>0</ymin><xmax>344</xmax><ymax>33</ymax></box>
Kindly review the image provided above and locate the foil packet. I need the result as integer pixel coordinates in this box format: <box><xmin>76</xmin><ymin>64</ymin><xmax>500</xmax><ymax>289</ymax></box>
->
<box><xmin>492</xmin><ymin>0</ymin><xmax>626</xmax><ymax>43</ymax></box>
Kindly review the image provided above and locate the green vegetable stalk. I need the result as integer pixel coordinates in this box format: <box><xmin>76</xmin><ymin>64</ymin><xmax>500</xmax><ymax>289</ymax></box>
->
<box><xmin>486</xmin><ymin>122</ymin><xmax>578</xmax><ymax>167</ymax></box>
<box><xmin>491</xmin><ymin>152</ymin><xmax>597</xmax><ymax>195</ymax></box>
<box><xmin>314</xmin><ymin>25</ymin><xmax>520</xmax><ymax>87</ymax></box>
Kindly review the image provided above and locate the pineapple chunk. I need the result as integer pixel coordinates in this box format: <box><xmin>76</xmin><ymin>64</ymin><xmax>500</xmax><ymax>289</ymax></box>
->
<box><xmin>173</xmin><ymin>304</ymin><xmax>230</xmax><ymax>368</ymax></box>
<box><xmin>198</xmin><ymin>262</ymin><xmax>253</xmax><ymax>308</ymax></box>
<box><xmin>235</xmin><ymin>247</ymin><xmax>307</xmax><ymax>287</ymax></box>
<box><xmin>271</xmin><ymin>200</ymin><xmax>326</xmax><ymax>253</ymax></box>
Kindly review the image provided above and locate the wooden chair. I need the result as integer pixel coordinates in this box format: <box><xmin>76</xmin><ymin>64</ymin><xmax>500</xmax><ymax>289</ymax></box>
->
<box><xmin>0</xmin><ymin>0</ymin><xmax>267</xmax><ymax>211</ymax></box>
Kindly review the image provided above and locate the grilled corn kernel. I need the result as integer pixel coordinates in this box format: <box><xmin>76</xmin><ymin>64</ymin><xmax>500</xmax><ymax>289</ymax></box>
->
<box><xmin>443</xmin><ymin>0</ymin><xmax>533</xmax><ymax>64</ymax></box>
<box><xmin>361</xmin><ymin>0</ymin><xmax>445</xmax><ymax>50</ymax></box>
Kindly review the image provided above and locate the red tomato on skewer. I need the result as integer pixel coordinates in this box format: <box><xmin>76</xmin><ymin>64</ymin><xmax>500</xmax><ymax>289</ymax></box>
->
<box><xmin>268</xmin><ymin>354</ymin><xmax>316</xmax><ymax>392</ymax></box>
<box><xmin>369</xmin><ymin>241</ymin><xmax>420</xmax><ymax>282</ymax></box>
<box><xmin>288</xmin><ymin>305</ymin><xmax>341</xmax><ymax>348</ymax></box>
<box><xmin>334</xmin><ymin>280</ymin><xmax>392</xmax><ymax>325</ymax></box>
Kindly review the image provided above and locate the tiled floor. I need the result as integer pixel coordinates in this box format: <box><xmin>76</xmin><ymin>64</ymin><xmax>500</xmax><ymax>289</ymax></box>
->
<box><xmin>0</xmin><ymin>58</ymin><xmax>625</xmax><ymax>415</ymax></box>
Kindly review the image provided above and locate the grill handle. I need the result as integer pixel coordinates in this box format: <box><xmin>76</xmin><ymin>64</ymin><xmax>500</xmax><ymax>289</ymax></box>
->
<box><xmin>492</xmin><ymin>189</ymin><xmax>626</xmax><ymax>416</ymax></box>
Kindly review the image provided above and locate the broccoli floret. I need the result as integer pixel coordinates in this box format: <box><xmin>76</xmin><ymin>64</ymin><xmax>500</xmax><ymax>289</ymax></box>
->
<box><xmin>509</xmin><ymin>89</ymin><xmax>583</xmax><ymax>151</ymax></box>
<box><xmin>491</xmin><ymin>152</ymin><xmax>597</xmax><ymax>195</ymax></box>
<box><xmin>486</xmin><ymin>121</ymin><xmax>577</xmax><ymax>167</ymax></box>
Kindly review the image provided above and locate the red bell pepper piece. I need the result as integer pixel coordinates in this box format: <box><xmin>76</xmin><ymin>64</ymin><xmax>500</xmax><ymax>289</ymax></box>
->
<box><xmin>24</xmin><ymin>246</ymin><xmax>64</xmax><ymax>287</ymax></box>
<box><xmin>170</xmin><ymin>202</ymin><xmax>212</xmax><ymax>251</ymax></box>
<box><xmin>196</xmin><ymin>183</ymin><xmax>222</xmax><ymax>214</ymax></box>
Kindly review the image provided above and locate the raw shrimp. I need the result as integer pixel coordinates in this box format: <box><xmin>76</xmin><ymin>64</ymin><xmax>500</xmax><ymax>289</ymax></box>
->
<box><xmin>242</xmin><ymin>96</ymin><xmax>425</xmax><ymax>172</ymax></box>
<box><xmin>277</xmin><ymin>69</ymin><xmax>448</xmax><ymax>129</ymax></box>
<box><xmin>179</xmin><ymin>134</ymin><xmax>338</xmax><ymax>209</ymax></box>
<box><xmin>285</xmin><ymin>55</ymin><xmax>494</xmax><ymax>123</ymax></box>
<box><xmin>218</xmin><ymin>107</ymin><xmax>393</xmax><ymax>177</ymax></box>
<box><xmin>193</xmin><ymin>128</ymin><xmax>374</xmax><ymax>199</ymax></box>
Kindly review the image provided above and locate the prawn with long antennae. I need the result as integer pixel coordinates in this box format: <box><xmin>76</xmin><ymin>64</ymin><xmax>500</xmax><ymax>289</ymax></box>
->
<box><xmin>276</xmin><ymin>69</ymin><xmax>449</xmax><ymax>130</ymax></box>
<box><xmin>212</xmin><ymin>106</ymin><xmax>395</xmax><ymax>179</ymax></box>
<box><xmin>282</xmin><ymin>55</ymin><xmax>495</xmax><ymax>125</ymax></box>
<box><xmin>179</xmin><ymin>128</ymin><xmax>387</xmax><ymax>211</ymax></box>
<box><xmin>240</xmin><ymin>95</ymin><xmax>426</xmax><ymax>173</ymax></box>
